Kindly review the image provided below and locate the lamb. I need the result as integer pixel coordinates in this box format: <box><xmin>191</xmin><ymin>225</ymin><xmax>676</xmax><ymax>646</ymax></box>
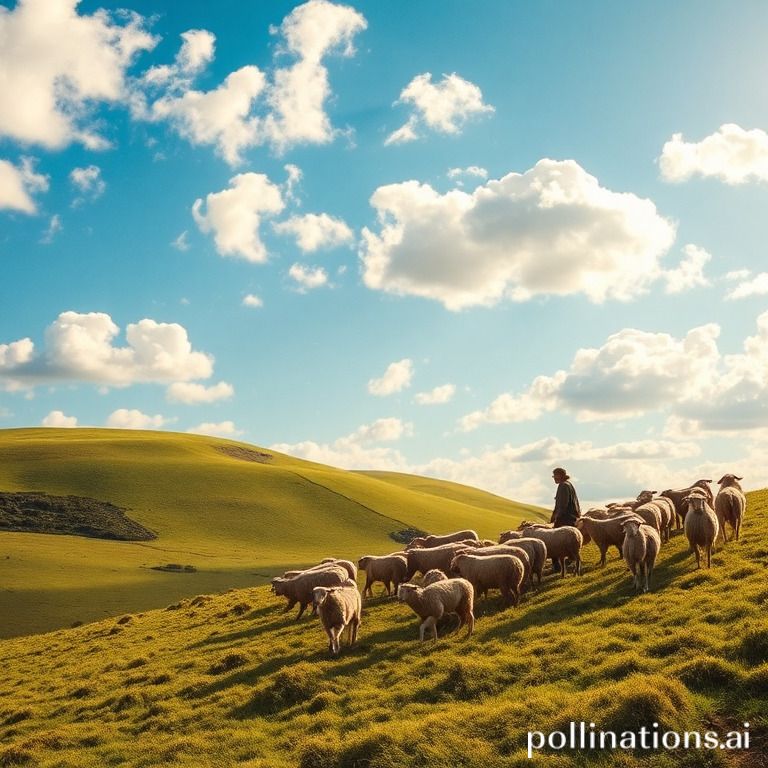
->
<box><xmin>714</xmin><ymin>474</ymin><xmax>747</xmax><ymax>544</ymax></box>
<box><xmin>406</xmin><ymin>530</ymin><xmax>480</xmax><ymax>549</ymax></box>
<box><xmin>683</xmin><ymin>492</ymin><xmax>720</xmax><ymax>569</ymax></box>
<box><xmin>421</xmin><ymin>569</ymin><xmax>448</xmax><ymax>586</ymax></box>
<box><xmin>576</xmin><ymin>514</ymin><xmax>643</xmax><ymax>567</ymax></box>
<box><xmin>621</xmin><ymin>519</ymin><xmax>661</xmax><ymax>593</ymax></box>
<box><xmin>357</xmin><ymin>554</ymin><xmax>407</xmax><ymax>598</ymax></box>
<box><xmin>660</xmin><ymin>480</ymin><xmax>714</xmax><ymax>525</ymax></box>
<box><xmin>517</xmin><ymin>524</ymin><xmax>583</xmax><ymax>577</ymax></box>
<box><xmin>455</xmin><ymin>545</ymin><xmax>532</xmax><ymax>591</ymax></box>
<box><xmin>405</xmin><ymin>542</ymin><xmax>474</xmax><ymax>580</ymax></box>
<box><xmin>271</xmin><ymin>566</ymin><xmax>349</xmax><ymax>618</ymax></box>
<box><xmin>397</xmin><ymin>579</ymin><xmax>475</xmax><ymax>641</ymax></box>
<box><xmin>312</xmin><ymin>583</ymin><xmax>361</xmax><ymax>656</ymax></box>
<box><xmin>449</xmin><ymin>553</ymin><xmax>525</xmax><ymax>606</ymax></box>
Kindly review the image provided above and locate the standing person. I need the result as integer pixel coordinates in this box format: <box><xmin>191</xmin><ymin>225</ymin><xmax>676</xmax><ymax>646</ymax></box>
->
<box><xmin>550</xmin><ymin>467</ymin><xmax>581</xmax><ymax>573</ymax></box>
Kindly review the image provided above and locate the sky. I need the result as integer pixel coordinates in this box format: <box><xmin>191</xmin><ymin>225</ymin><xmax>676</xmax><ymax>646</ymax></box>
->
<box><xmin>1</xmin><ymin>0</ymin><xmax>768</xmax><ymax>506</ymax></box>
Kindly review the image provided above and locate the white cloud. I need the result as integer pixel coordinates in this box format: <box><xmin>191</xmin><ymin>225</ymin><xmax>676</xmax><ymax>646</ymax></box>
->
<box><xmin>288</xmin><ymin>263</ymin><xmax>328</xmax><ymax>290</ymax></box>
<box><xmin>192</xmin><ymin>173</ymin><xmax>284</xmax><ymax>262</ymax></box>
<box><xmin>414</xmin><ymin>383</ymin><xmax>456</xmax><ymax>405</ymax></box>
<box><xmin>171</xmin><ymin>231</ymin><xmax>190</xmax><ymax>251</ymax></box>
<box><xmin>187</xmin><ymin>420</ymin><xmax>242</xmax><ymax>438</ymax></box>
<box><xmin>726</xmin><ymin>272</ymin><xmax>768</xmax><ymax>300</ymax></box>
<box><xmin>69</xmin><ymin>165</ymin><xmax>106</xmax><ymax>205</ymax></box>
<box><xmin>663</xmin><ymin>244</ymin><xmax>711</xmax><ymax>294</ymax></box>
<box><xmin>283</xmin><ymin>163</ymin><xmax>302</xmax><ymax>202</ymax></box>
<box><xmin>0</xmin><ymin>311</ymin><xmax>214</xmax><ymax>390</ymax></box>
<box><xmin>242</xmin><ymin>293</ymin><xmax>263</xmax><ymax>308</ymax></box>
<box><xmin>271</xmin><ymin>417</ymin><xmax>411</xmax><ymax>470</ymax></box>
<box><xmin>447</xmin><ymin>165</ymin><xmax>488</xmax><ymax>180</ymax></box>
<box><xmin>385</xmin><ymin>73</ymin><xmax>494</xmax><ymax>145</ymax></box>
<box><xmin>0</xmin><ymin>0</ymin><xmax>156</xmax><ymax>149</ymax></box>
<box><xmin>462</xmin><ymin>310</ymin><xmax>768</xmax><ymax>435</ymax></box>
<box><xmin>42</xmin><ymin>410</ymin><xmax>77</xmax><ymax>427</ymax></box>
<box><xmin>166</xmin><ymin>381</ymin><xmax>233</xmax><ymax>404</ymax></box>
<box><xmin>367</xmin><ymin>358</ymin><xmax>413</xmax><ymax>396</ymax></box>
<box><xmin>140</xmin><ymin>1</ymin><xmax>366</xmax><ymax>163</ymax></box>
<box><xmin>0</xmin><ymin>157</ymin><xmax>49</xmax><ymax>214</ymax></box>
<box><xmin>107</xmin><ymin>409</ymin><xmax>169</xmax><ymax>430</ymax></box>
<box><xmin>659</xmin><ymin>124</ymin><xmax>768</xmax><ymax>184</ymax></box>
<box><xmin>725</xmin><ymin>269</ymin><xmax>751</xmax><ymax>282</ymax></box>
<box><xmin>273</xmin><ymin>213</ymin><xmax>353</xmax><ymax>252</ymax></box>
<box><xmin>361</xmin><ymin>159</ymin><xmax>677</xmax><ymax>310</ymax></box>
<box><xmin>40</xmin><ymin>214</ymin><xmax>63</xmax><ymax>245</ymax></box>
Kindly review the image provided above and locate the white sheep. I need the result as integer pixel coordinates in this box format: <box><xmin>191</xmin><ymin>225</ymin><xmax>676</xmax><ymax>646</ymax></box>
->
<box><xmin>714</xmin><ymin>474</ymin><xmax>746</xmax><ymax>544</ymax></box>
<box><xmin>454</xmin><ymin>545</ymin><xmax>532</xmax><ymax>592</ymax></box>
<box><xmin>421</xmin><ymin>569</ymin><xmax>448</xmax><ymax>586</ymax></box>
<box><xmin>576</xmin><ymin>514</ymin><xmax>642</xmax><ymax>567</ymax></box>
<box><xmin>397</xmin><ymin>579</ymin><xmax>475</xmax><ymax>641</ymax></box>
<box><xmin>357</xmin><ymin>554</ymin><xmax>407</xmax><ymax>598</ymax></box>
<box><xmin>312</xmin><ymin>583</ymin><xmax>361</xmax><ymax>656</ymax></box>
<box><xmin>517</xmin><ymin>524</ymin><xmax>583</xmax><ymax>578</ymax></box>
<box><xmin>683</xmin><ymin>492</ymin><xmax>719</xmax><ymax>569</ymax></box>
<box><xmin>406</xmin><ymin>530</ymin><xmax>479</xmax><ymax>549</ymax></box>
<box><xmin>271</xmin><ymin>566</ymin><xmax>349</xmax><ymax>619</ymax></box>
<box><xmin>449</xmin><ymin>553</ymin><xmax>525</xmax><ymax>606</ymax></box>
<box><xmin>621</xmin><ymin>518</ymin><xmax>661</xmax><ymax>593</ymax></box>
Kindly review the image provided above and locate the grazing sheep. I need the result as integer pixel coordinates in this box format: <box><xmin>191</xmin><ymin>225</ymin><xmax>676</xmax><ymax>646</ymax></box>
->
<box><xmin>406</xmin><ymin>530</ymin><xmax>479</xmax><ymax>549</ymax></box>
<box><xmin>715</xmin><ymin>474</ymin><xmax>747</xmax><ymax>544</ymax></box>
<box><xmin>405</xmin><ymin>542</ymin><xmax>473</xmax><ymax>580</ymax></box>
<box><xmin>312</xmin><ymin>583</ymin><xmax>361</xmax><ymax>656</ymax></box>
<box><xmin>683</xmin><ymin>493</ymin><xmax>720</xmax><ymax>569</ymax></box>
<box><xmin>621</xmin><ymin>519</ymin><xmax>661</xmax><ymax>593</ymax></box>
<box><xmin>660</xmin><ymin>480</ymin><xmax>714</xmax><ymax>525</ymax></box>
<box><xmin>421</xmin><ymin>569</ymin><xmax>448</xmax><ymax>586</ymax></box>
<box><xmin>397</xmin><ymin>579</ymin><xmax>475</xmax><ymax>641</ymax></box>
<box><xmin>632</xmin><ymin>503</ymin><xmax>662</xmax><ymax>533</ymax></box>
<box><xmin>576</xmin><ymin>514</ymin><xmax>642</xmax><ymax>567</ymax></box>
<box><xmin>272</xmin><ymin>566</ymin><xmax>349</xmax><ymax>619</ymax></box>
<box><xmin>501</xmin><ymin>537</ymin><xmax>548</xmax><ymax>585</ymax></box>
<box><xmin>449</xmin><ymin>553</ymin><xmax>525</xmax><ymax>606</ymax></box>
<box><xmin>357</xmin><ymin>554</ymin><xmax>407</xmax><ymax>598</ymax></box>
<box><xmin>281</xmin><ymin>559</ymin><xmax>357</xmax><ymax>581</ymax></box>
<box><xmin>516</xmin><ymin>520</ymin><xmax>553</xmax><ymax>531</ymax></box>
<box><xmin>454</xmin><ymin>545</ymin><xmax>532</xmax><ymax>592</ymax></box>
<box><xmin>517</xmin><ymin>524</ymin><xmax>583</xmax><ymax>578</ymax></box>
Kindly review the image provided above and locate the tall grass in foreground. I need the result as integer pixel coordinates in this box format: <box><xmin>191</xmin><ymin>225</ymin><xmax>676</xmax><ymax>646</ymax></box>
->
<box><xmin>1</xmin><ymin>490</ymin><xmax>766</xmax><ymax>767</ymax></box>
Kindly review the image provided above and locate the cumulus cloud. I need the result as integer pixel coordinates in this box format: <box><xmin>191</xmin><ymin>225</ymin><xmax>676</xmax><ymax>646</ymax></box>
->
<box><xmin>187</xmin><ymin>420</ymin><xmax>242</xmax><ymax>437</ymax></box>
<box><xmin>414</xmin><ymin>383</ymin><xmax>456</xmax><ymax>405</ymax></box>
<box><xmin>659</xmin><ymin>124</ymin><xmax>768</xmax><ymax>184</ymax></box>
<box><xmin>42</xmin><ymin>410</ymin><xmax>77</xmax><ymax>427</ymax></box>
<box><xmin>447</xmin><ymin>166</ymin><xmax>488</xmax><ymax>180</ymax></box>
<box><xmin>0</xmin><ymin>311</ymin><xmax>214</xmax><ymax>391</ymax></box>
<box><xmin>287</xmin><ymin>263</ymin><xmax>328</xmax><ymax>290</ymax></box>
<box><xmin>139</xmin><ymin>1</ymin><xmax>366</xmax><ymax>163</ymax></box>
<box><xmin>271</xmin><ymin>417</ymin><xmax>411</xmax><ymax>470</ymax></box>
<box><xmin>69</xmin><ymin>165</ymin><xmax>106</xmax><ymax>205</ymax></box>
<box><xmin>107</xmin><ymin>408</ymin><xmax>170</xmax><ymax>430</ymax></box>
<box><xmin>663</xmin><ymin>244</ymin><xmax>711</xmax><ymax>294</ymax></box>
<box><xmin>242</xmin><ymin>293</ymin><xmax>263</xmax><ymax>308</ymax></box>
<box><xmin>367</xmin><ymin>358</ymin><xmax>413</xmax><ymax>396</ymax></box>
<box><xmin>462</xmin><ymin>310</ymin><xmax>768</xmax><ymax>435</ymax></box>
<box><xmin>273</xmin><ymin>213</ymin><xmax>353</xmax><ymax>252</ymax></box>
<box><xmin>192</xmin><ymin>173</ymin><xmax>284</xmax><ymax>262</ymax></box>
<box><xmin>0</xmin><ymin>157</ymin><xmax>49</xmax><ymax>214</ymax></box>
<box><xmin>385</xmin><ymin>73</ymin><xmax>493</xmax><ymax>145</ymax></box>
<box><xmin>166</xmin><ymin>381</ymin><xmax>233</xmax><ymax>404</ymax></box>
<box><xmin>361</xmin><ymin>159</ymin><xmax>677</xmax><ymax>310</ymax></box>
<box><xmin>0</xmin><ymin>0</ymin><xmax>156</xmax><ymax>150</ymax></box>
<box><xmin>726</xmin><ymin>272</ymin><xmax>768</xmax><ymax>300</ymax></box>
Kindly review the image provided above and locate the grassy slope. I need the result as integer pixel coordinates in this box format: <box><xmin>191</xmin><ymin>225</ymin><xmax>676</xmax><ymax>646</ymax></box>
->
<box><xmin>1</xmin><ymin>492</ymin><xmax>766</xmax><ymax>768</ymax></box>
<box><xmin>0</xmin><ymin>429</ymin><xmax>546</xmax><ymax>637</ymax></box>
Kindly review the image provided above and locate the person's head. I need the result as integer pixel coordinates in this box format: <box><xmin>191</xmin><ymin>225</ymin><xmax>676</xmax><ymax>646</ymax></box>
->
<box><xmin>552</xmin><ymin>467</ymin><xmax>569</xmax><ymax>484</ymax></box>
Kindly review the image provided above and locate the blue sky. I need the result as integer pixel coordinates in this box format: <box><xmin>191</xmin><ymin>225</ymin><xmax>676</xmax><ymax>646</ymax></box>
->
<box><xmin>2</xmin><ymin>0</ymin><xmax>768</xmax><ymax>504</ymax></box>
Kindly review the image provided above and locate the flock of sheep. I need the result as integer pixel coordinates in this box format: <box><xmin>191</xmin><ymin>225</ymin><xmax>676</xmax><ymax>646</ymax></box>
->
<box><xmin>269</xmin><ymin>474</ymin><xmax>748</xmax><ymax>655</ymax></box>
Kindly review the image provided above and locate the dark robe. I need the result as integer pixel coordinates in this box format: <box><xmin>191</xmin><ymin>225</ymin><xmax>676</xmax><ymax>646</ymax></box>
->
<box><xmin>550</xmin><ymin>480</ymin><xmax>581</xmax><ymax>527</ymax></box>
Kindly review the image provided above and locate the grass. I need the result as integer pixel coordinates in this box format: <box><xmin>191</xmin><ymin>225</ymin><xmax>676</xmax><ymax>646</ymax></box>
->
<box><xmin>0</xmin><ymin>428</ymin><xmax>546</xmax><ymax>637</ymax></box>
<box><xmin>0</xmin><ymin>488</ymin><xmax>765</xmax><ymax>766</ymax></box>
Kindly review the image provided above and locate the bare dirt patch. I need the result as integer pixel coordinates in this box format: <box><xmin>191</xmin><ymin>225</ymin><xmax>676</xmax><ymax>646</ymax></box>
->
<box><xmin>214</xmin><ymin>446</ymin><xmax>272</xmax><ymax>463</ymax></box>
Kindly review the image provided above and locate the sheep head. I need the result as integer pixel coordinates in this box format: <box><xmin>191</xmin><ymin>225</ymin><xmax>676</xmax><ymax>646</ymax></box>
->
<box><xmin>683</xmin><ymin>493</ymin><xmax>708</xmax><ymax>514</ymax></box>
<box><xmin>397</xmin><ymin>583</ymin><xmax>419</xmax><ymax>602</ymax></box>
<box><xmin>635</xmin><ymin>490</ymin><xmax>656</xmax><ymax>504</ymax></box>
<box><xmin>716</xmin><ymin>474</ymin><xmax>743</xmax><ymax>487</ymax></box>
<box><xmin>312</xmin><ymin>586</ymin><xmax>333</xmax><ymax>611</ymax></box>
<box><xmin>621</xmin><ymin>518</ymin><xmax>642</xmax><ymax>537</ymax></box>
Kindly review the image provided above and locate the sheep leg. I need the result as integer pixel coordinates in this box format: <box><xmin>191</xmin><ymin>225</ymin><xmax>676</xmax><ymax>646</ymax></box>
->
<box><xmin>331</xmin><ymin>626</ymin><xmax>343</xmax><ymax>655</ymax></box>
<box><xmin>420</xmin><ymin>616</ymin><xmax>437</xmax><ymax>642</ymax></box>
<box><xmin>575</xmin><ymin>554</ymin><xmax>582</xmax><ymax>576</ymax></box>
<box><xmin>296</xmin><ymin>602</ymin><xmax>308</xmax><ymax>619</ymax></box>
<box><xmin>465</xmin><ymin>610</ymin><xmax>474</xmax><ymax>638</ymax></box>
<box><xmin>706</xmin><ymin>544</ymin><xmax>712</xmax><ymax>569</ymax></box>
<box><xmin>694</xmin><ymin>545</ymin><xmax>701</xmax><ymax>570</ymax></box>
<box><xmin>599</xmin><ymin>545</ymin><xmax>607</xmax><ymax>567</ymax></box>
<box><xmin>350</xmin><ymin>616</ymin><xmax>360</xmax><ymax>646</ymax></box>
<box><xmin>282</xmin><ymin>599</ymin><xmax>296</xmax><ymax>614</ymax></box>
<box><xmin>559</xmin><ymin>557</ymin><xmax>566</xmax><ymax>579</ymax></box>
<box><xmin>363</xmin><ymin>576</ymin><xmax>373</xmax><ymax>599</ymax></box>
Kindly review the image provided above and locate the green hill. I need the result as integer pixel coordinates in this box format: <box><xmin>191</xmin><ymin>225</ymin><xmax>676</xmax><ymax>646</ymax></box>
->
<box><xmin>1</xmin><ymin>490</ymin><xmax>766</xmax><ymax>767</ymax></box>
<box><xmin>0</xmin><ymin>428</ymin><xmax>546</xmax><ymax>637</ymax></box>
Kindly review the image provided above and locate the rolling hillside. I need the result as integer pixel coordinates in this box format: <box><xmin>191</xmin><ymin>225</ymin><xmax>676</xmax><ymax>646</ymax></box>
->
<box><xmin>1</xmin><ymin>490</ymin><xmax>766</xmax><ymax>767</ymax></box>
<box><xmin>0</xmin><ymin>428</ymin><xmax>546</xmax><ymax>637</ymax></box>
